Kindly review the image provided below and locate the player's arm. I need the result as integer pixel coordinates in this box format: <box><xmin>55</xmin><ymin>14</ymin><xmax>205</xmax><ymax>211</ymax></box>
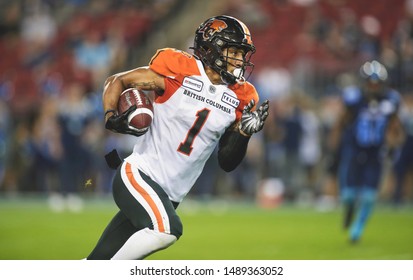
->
<box><xmin>218</xmin><ymin>99</ymin><xmax>269</xmax><ymax>172</ymax></box>
<box><xmin>103</xmin><ymin>67</ymin><xmax>164</xmax><ymax>122</ymax></box>
<box><xmin>103</xmin><ymin>67</ymin><xmax>164</xmax><ymax>136</ymax></box>
<box><xmin>217</xmin><ymin>124</ymin><xmax>250</xmax><ymax>172</ymax></box>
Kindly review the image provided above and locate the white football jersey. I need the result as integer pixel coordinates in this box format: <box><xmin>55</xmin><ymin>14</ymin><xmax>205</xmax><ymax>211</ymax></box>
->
<box><xmin>124</xmin><ymin>48</ymin><xmax>258</xmax><ymax>202</ymax></box>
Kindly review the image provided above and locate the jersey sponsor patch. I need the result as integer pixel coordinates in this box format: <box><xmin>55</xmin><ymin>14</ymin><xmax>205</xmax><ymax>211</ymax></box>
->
<box><xmin>183</xmin><ymin>77</ymin><xmax>203</xmax><ymax>92</ymax></box>
<box><xmin>183</xmin><ymin>89</ymin><xmax>232</xmax><ymax>114</ymax></box>
<box><xmin>221</xmin><ymin>92</ymin><xmax>240</xmax><ymax>108</ymax></box>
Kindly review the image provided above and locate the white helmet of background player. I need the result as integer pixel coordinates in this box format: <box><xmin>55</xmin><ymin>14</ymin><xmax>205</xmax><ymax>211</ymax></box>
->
<box><xmin>359</xmin><ymin>60</ymin><xmax>388</xmax><ymax>96</ymax></box>
<box><xmin>192</xmin><ymin>15</ymin><xmax>256</xmax><ymax>85</ymax></box>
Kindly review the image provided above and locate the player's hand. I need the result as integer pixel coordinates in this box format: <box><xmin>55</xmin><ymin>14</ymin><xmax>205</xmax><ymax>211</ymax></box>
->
<box><xmin>105</xmin><ymin>105</ymin><xmax>143</xmax><ymax>137</ymax></box>
<box><xmin>239</xmin><ymin>99</ymin><xmax>269</xmax><ymax>136</ymax></box>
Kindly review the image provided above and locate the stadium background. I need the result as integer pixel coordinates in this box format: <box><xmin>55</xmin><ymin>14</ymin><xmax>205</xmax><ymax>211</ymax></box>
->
<box><xmin>0</xmin><ymin>0</ymin><xmax>412</xmax><ymax>259</ymax></box>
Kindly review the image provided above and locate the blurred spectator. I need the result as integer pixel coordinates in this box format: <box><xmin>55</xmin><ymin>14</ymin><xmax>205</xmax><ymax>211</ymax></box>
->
<box><xmin>316</xmin><ymin>94</ymin><xmax>343</xmax><ymax>211</ymax></box>
<box><xmin>278</xmin><ymin>93</ymin><xmax>304</xmax><ymax>201</ymax></box>
<box><xmin>73</xmin><ymin>29</ymin><xmax>113</xmax><ymax>88</ymax></box>
<box><xmin>2</xmin><ymin>119</ymin><xmax>34</xmax><ymax>193</ymax></box>
<box><xmin>20</xmin><ymin>2</ymin><xmax>57</xmax><ymax>68</ymax></box>
<box><xmin>225</xmin><ymin>0</ymin><xmax>270</xmax><ymax>29</ymax></box>
<box><xmin>298</xmin><ymin>93</ymin><xmax>322</xmax><ymax>201</ymax></box>
<box><xmin>30</xmin><ymin>97</ymin><xmax>63</xmax><ymax>193</ymax></box>
<box><xmin>255</xmin><ymin>66</ymin><xmax>292</xmax><ymax>102</ymax></box>
<box><xmin>51</xmin><ymin>82</ymin><xmax>94</xmax><ymax>211</ymax></box>
<box><xmin>0</xmin><ymin>2</ymin><xmax>20</xmax><ymax>39</ymax></box>
<box><xmin>392</xmin><ymin>94</ymin><xmax>413</xmax><ymax>206</ymax></box>
<box><xmin>191</xmin><ymin>148</ymin><xmax>221</xmax><ymax>200</ymax></box>
<box><xmin>226</xmin><ymin>136</ymin><xmax>264</xmax><ymax>199</ymax></box>
<box><xmin>261</xmin><ymin>100</ymin><xmax>285</xmax><ymax>179</ymax></box>
<box><xmin>20</xmin><ymin>3</ymin><xmax>57</xmax><ymax>46</ymax></box>
<box><xmin>358</xmin><ymin>15</ymin><xmax>382</xmax><ymax>61</ymax></box>
<box><xmin>0</xmin><ymin>99</ymin><xmax>10</xmax><ymax>188</ymax></box>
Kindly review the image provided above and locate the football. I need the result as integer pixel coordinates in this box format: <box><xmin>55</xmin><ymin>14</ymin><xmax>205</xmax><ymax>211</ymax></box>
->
<box><xmin>117</xmin><ymin>88</ymin><xmax>153</xmax><ymax>135</ymax></box>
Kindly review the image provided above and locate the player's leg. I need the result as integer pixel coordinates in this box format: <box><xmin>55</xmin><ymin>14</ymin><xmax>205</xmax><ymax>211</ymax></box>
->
<box><xmin>87</xmin><ymin>162</ymin><xmax>182</xmax><ymax>259</ymax></box>
<box><xmin>112</xmin><ymin>161</ymin><xmax>183</xmax><ymax>259</ymax></box>
<box><xmin>87</xmin><ymin>210</ymin><xmax>137</xmax><ymax>259</ymax></box>
<box><xmin>349</xmin><ymin>159</ymin><xmax>381</xmax><ymax>243</ymax></box>
<box><xmin>341</xmin><ymin>186</ymin><xmax>357</xmax><ymax>229</ymax></box>
<box><xmin>87</xmin><ymin>208</ymin><xmax>178</xmax><ymax>260</ymax></box>
<box><xmin>338</xmin><ymin>151</ymin><xmax>357</xmax><ymax>229</ymax></box>
<box><xmin>349</xmin><ymin>187</ymin><xmax>377</xmax><ymax>242</ymax></box>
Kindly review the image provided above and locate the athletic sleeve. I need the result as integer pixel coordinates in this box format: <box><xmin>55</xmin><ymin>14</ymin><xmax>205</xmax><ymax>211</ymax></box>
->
<box><xmin>217</xmin><ymin>127</ymin><xmax>250</xmax><ymax>172</ymax></box>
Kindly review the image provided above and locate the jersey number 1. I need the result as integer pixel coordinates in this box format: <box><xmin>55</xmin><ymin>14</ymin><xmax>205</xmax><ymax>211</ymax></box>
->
<box><xmin>178</xmin><ymin>108</ymin><xmax>210</xmax><ymax>156</ymax></box>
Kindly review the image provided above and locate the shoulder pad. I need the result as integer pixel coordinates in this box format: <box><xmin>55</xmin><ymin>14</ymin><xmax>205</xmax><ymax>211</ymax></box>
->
<box><xmin>342</xmin><ymin>86</ymin><xmax>362</xmax><ymax>106</ymax></box>
<box><xmin>149</xmin><ymin>48</ymin><xmax>200</xmax><ymax>78</ymax></box>
<box><xmin>386</xmin><ymin>89</ymin><xmax>401</xmax><ymax>105</ymax></box>
<box><xmin>230</xmin><ymin>82</ymin><xmax>258</xmax><ymax>105</ymax></box>
<box><xmin>382</xmin><ymin>89</ymin><xmax>401</xmax><ymax>113</ymax></box>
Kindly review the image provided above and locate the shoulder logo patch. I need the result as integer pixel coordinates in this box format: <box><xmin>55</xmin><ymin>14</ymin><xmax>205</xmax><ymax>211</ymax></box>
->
<box><xmin>221</xmin><ymin>92</ymin><xmax>240</xmax><ymax>108</ymax></box>
<box><xmin>183</xmin><ymin>77</ymin><xmax>203</xmax><ymax>92</ymax></box>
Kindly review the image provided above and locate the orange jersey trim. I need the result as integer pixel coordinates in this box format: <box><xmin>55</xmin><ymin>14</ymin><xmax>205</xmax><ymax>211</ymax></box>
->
<box><xmin>125</xmin><ymin>162</ymin><xmax>165</xmax><ymax>233</ymax></box>
<box><xmin>149</xmin><ymin>48</ymin><xmax>200</xmax><ymax>77</ymax></box>
<box><xmin>230</xmin><ymin>82</ymin><xmax>259</xmax><ymax>121</ymax></box>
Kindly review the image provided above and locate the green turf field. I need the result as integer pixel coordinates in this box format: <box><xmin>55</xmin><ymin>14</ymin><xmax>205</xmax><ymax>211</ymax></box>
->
<box><xmin>0</xmin><ymin>196</ymin><xmax>412</xmax><ymax>260</ymax></box>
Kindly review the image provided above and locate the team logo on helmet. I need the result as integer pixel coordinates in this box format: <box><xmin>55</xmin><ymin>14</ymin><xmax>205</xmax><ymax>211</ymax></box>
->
<box><xmin>199</xmin><ymin>19</ymin><xmax>228</xmax><ymax>40</ymax></box>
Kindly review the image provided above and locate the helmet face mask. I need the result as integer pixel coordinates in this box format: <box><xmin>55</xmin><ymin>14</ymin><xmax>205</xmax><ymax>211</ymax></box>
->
<box><xmin>192</xmin><ymin>15</ymin><xmax>256</xmax><ymax>85</ymax></box>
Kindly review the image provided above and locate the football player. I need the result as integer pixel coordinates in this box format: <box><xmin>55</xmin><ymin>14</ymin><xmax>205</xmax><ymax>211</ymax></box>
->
<box><xmin>86</xmin><ymin>15</ymin><xmax>269</xmax><ymax>259</ymax></box>
<box><xmin>328</xmin><ymin>60</ymin><xmax>405</xmax><ymax>243</ymax></box>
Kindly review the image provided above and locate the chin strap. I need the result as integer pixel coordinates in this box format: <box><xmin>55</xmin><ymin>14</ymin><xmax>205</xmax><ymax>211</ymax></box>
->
<box><xmin>236</xmin><ymin>76</ymin><xmax>246</xmax><ymax>85</ymax></box>
<box><xmin>220</xmin><ymin>70</ymin><xmax>246</xmax><ymax>85</ymax></box>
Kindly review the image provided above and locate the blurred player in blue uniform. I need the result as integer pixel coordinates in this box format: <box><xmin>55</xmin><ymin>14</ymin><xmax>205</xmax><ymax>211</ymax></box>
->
<box><xmin>329</xmin><ymin>60</ymin><xmax>405</xmax><ymax>243</ymax></box>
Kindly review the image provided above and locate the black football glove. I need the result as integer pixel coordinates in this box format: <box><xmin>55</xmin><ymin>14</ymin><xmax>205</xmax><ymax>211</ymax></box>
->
<box><xmin>239</xmin><ymin>99</ymin><xmax>269</xmax><ymax>136</ymax></box>
<box><xmin>105</xmin><ymin>105</ymin><xmax>143</xmax><ymax>137</ymax></box>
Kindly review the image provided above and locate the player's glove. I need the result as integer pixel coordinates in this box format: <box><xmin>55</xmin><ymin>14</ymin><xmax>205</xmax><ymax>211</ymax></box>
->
<box><xmin>239</xmin><ymin>99</ymin><xmax>269</xmax><ymax>136</ymax></box>
<box><xmin>105</xmin><ymin>105</ymin><xmax>143</xmax><ymax>137</ymax></box>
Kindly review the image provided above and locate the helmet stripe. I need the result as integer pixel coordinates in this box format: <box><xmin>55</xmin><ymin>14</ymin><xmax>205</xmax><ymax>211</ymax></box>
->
<box><xmin>236</xmin><ymin>19</ymin><xmax>253</xmax><ymax>45</ymax></box>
